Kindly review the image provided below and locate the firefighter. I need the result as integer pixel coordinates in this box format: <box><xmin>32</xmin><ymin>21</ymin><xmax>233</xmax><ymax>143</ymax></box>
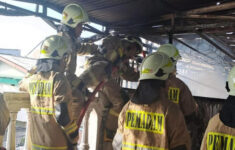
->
<box><xmin>60</xmin><ymin>5</ymin><xmax>141</xmax><ymax>148</ymax></box>
<box><xmin>157</xmin><ymin>44</ymin><xmax>198</xmax><ymax>119</ymax></box>
<box><xmin>101</xmin><ymin>36</ymin><xmax>142</xmax><ymax>150</ymax></box>
<box><xmin>59</xmin><ymin>3</ymin><xmax>98</xmax><ymax>121</ymax></box>
<box><xmin>60</xmin><ymin>4</ymin><xmax>142</xmax><ymax>145</ymax></box>
<box><xmin>0</xmin><ymin>94</ymin><xmax>10</xmax><ymax>150</ymax></box>
<box><xmin>72</xmin><ymin>35</ymin><xmax>142</xmax><ymax>149</ymax></box>
<box><xmin>113</xmin><ymin>52</ymin><xmax>191</xmax><ymax>150</ymax></box>
<box><xmin>200</xmin><ymin>66</ymin><xmax>235</xmax><ymax>150</ymax></box>
<box><xmin>157</xmin><ymin>44</ymin><xmax>202</xmax><ymax>149</ymax></box>
<box><xmin>19</xmin><ymin>35</ymin><xmax>79</xmax><ymax>150</ymax></box>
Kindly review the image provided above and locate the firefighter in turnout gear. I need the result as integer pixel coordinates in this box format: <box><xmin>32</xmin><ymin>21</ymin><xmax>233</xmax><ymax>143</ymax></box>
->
<box><xmin>200</xmin><ymin>66</ymin><xmax>235</xmax><ymax>150</ymax></box>
<box><xmin>157</xmin><ymin>44</ymin><xmax>198</xmax><ymax>117</ymax></box>
<box><xmin>58</xmin><ymin>3</ymin><xmax>98</xmax><ymax>122</ymax></box>
<box><xmin>72</xmin><ymin>35</ymin><xmax>142</xmax><ymax>149</ymax></box>
<box><xmin>157</xmin><ymin>44</ymin><xmax>201</xmax><ymax>149</ymax></box>
<box><xmin>60</xmin><ymin>4</ymin><xmax>141</xmax><ymax>148</ymax></box>
<box><xmin>0</xmin><ymin>94</ymin><xmax>10</xmax><ymax>150</ymax></box>
<box><xmin>19</xmin><ymin>35</ymin><xmax>79</xmax><ymax>150</ymax></box>
<box><xmin>113</xmin><ymin>52</ymin><xmax>191</xmax><ymax>150</ymax></box>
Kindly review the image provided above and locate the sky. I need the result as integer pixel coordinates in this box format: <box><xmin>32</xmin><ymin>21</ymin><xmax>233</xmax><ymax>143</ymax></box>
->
<box><xmin>0</xmin><ymin>15</ymin><xmax>101</xmax><ymax>57</ymax></box>
<box><xmin>0</xmin><ymin>0</ymin><xmax>102</xmax><ymax>57</ymax></box>
<box><xmin>0</xmin><ymin>15</ymin><xmax>56</xmax><ymax>56</ymax></box>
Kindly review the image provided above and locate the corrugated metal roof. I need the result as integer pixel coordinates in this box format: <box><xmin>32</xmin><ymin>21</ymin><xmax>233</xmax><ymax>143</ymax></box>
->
<box><xmin>44</xmin><ymin>0</ymin><xmax>225</xmax><ymax>26</ymax></box>
<box><xmin>0</xmin><ymin>54</ymin><xmax>36</xmax><ymax>71</ymax></box>
<box><xmin>1</xmin><ymin>0</ymin><xmax>235</xmax><ymax>59</ymax></box>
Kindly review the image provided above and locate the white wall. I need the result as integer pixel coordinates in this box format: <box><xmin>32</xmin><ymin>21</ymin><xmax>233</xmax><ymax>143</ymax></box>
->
<box><xmin>0</xmin><ymin>62</ymin><xmax>25</xmax><ymax>79</ymax></box>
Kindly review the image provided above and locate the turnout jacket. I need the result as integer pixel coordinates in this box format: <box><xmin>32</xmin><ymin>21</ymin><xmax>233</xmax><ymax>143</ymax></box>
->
<box><xmin>200</xmin><ymin>114</ymin><xmax>235</xmax><ymax>150</ymax></box>
<box><xmin>117</xmin><ymin>96</ymin><xmax>191</xmax><ymax>150</ymax></box>
<box><xmin>165</xmin><ymin>75</ymin><xmax>197</xmax><ymax>116</ymax></box>
<box><xmin>20</xmin><ymin>71</ymin><xmax>78</xmax><ymax>149</ymax></box>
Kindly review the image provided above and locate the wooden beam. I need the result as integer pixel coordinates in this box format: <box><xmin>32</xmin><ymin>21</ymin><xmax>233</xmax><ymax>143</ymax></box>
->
<box><xmin>180</xmin><ymin>14</ymin><xmax>235</xmax><ymax>21</ymax></box>
<box><xmin>197</xmin><ymin>32</ymin><xmax>235</xmax><ymax>59</ymax></box>
<box><xmin>123</xmin><ymin>22</ymin><xmax>235</xmax><ymax>35</ymax></box>
<box><xmin>199</xmin><ymin>26</ymin><xmax>235</xmax><ymax>34</ymax></box>
<box><xmin>185</xmin><ymin>1</ymin><xmax>235</xmax><ymax>15</ymax></box>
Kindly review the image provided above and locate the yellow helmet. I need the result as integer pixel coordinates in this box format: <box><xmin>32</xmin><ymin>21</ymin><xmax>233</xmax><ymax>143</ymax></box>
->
<box><xmin>228</xmin><ymin>66</ymin><xmax>235</xmax><ymax>96</ymax></box>
<box><xmin>39</xmin><ymin>35</ymin><xmax>71</xmax><ymax>60</ymax></box>
<box><xmin>157</xmin><ymin>44</ymin><xmax>181</xmax><ymax>61</ymax></box>
<box><xmin>139</xmin><ymin>52</ymin><xmax>174</xmax><ymax>80</ymax></box>
<box><xmin>61</xmin><ymin>3</ymin><xmax>89</xmax><ymax>28</ymax></box>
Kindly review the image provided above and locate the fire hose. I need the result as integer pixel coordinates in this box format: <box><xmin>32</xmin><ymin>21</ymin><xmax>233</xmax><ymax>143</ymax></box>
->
<box><xmin>76</xmin><ymin>80</ymin><xmax>105</xmax><ymax>128</ymax></box>
<box><xmin>76</xmin><ymin>67</ymin><xmax>118</xmax><ymax>129</ymax></box>
<box><xmin>76</xmin><ymin>54</ymin><xmax>143</xmax><ymax>129</ymax></box>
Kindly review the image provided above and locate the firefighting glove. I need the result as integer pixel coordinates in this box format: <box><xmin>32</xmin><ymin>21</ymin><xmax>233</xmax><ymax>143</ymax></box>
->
<box><xmin>120</xmin><ymin>89</ymin><xmax>130</xmax><ymax>104</ymax></box>
<box><xmin>55</xmin><ymin>102</ymin><xmax>71</xmax><ymax>126</ymax></box>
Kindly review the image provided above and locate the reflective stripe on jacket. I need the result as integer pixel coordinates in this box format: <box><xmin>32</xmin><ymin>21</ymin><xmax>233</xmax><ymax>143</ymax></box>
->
<box><xmin>118</xmin><ymin>96</ymin><xmax>191</xmax><ymax>150</ymax></box>
<box><xmin>32</xmin><ymin>143</ymin><xmax>67</xmax><ymax>150</ymax></box>
<box><xmin>20</xmin><ymin>71</ymin><xmax>74</xmax><ymax>148</ymax></box>
<box><xmin>200</xmin><ymin>114</ymin><xmax>235</xmax><ymax>150</ymax></box>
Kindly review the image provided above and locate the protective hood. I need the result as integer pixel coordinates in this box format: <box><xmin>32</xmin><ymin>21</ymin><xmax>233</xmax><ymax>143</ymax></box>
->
<box><xmin>57</xmin><ymin>25</ymin><xmax>77</xmax><ymax>41</ymax></box>
<box><xmin>219</xmin><ymin>96</ymin><xmax>235</xmax><ymax>128</ymax></box>
<box><xmin>36</xmin><ymin>59</ymin><xmax>62</xmax><ymax>73</ymax></box>
<box><xmin>131</xmin><ymin>79</ymin><xmax>165</xmax><ymax>104</ymax></box>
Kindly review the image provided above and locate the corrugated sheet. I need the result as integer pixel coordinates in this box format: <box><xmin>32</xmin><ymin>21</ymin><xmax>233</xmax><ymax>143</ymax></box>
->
<box><xmin>45</xmin><ymin>0</ymin><xmax>225</xmax><ymax>26</ymax></box>
<box><xmin>0</xmin><ymin>54</ymin><xmax>36</xmax><ymax>70</ymax></box>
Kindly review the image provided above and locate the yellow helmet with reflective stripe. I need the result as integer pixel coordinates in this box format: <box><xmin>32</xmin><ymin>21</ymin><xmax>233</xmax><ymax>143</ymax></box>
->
<box><xmin>139</xmin><ymin>52</ymin><xmax>174</xmax><ymax>80</ymax></box>
<box><xmin>228</xmin><ymin>66</ymin><xmax>235</xmax><ymax>96</ymax></box>
<box><xmin>157</xmin><ymin>44</ymin><xmax>181</xmax><ymax>61</ymax></box>
<box><xmin>39</xmin><ymin>35</ymin><xmax>71</xmax><ymax>60</ymax></box>
<box><xmin>61</xmin><ymin>3</ymin><xmax>89</xmax><ymax>28</ymax></box>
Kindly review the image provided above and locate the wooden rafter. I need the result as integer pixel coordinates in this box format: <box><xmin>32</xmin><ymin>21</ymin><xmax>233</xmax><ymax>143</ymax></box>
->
<box><xmin>180</xmin><ymin>14</ymin><xmax>235</xmax><ymax>21</ymax></box>
<box><xmin>184</xmin><ymin>1</ymin><xmax>235</xmax><ymax>15</ymax></box>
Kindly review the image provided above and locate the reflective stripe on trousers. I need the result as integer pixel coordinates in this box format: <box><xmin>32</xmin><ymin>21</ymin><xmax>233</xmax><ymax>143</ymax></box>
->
<box><xmin>122</xmin><ymin>142</ymin><xmax>167</xmax><ymax>150</ymax></box>
<box><xmin>31</xmin><ymin>107</ymin><xmax>54</xmax><ymax>115</ymax></box>
<box><xmin>32</xmin><ymin>143</ymin><xmax>67</xmax><ymax>150</ymax></box>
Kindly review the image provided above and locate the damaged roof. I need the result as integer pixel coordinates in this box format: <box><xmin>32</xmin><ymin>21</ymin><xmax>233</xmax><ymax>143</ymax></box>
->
<box><xmin>0</xmin><ymin>0</ymin><xmax>235</xmax><ymax>59</ymax></box>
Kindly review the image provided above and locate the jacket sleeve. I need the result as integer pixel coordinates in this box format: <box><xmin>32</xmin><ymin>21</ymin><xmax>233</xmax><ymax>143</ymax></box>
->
<box><xmin>54</xmin><ymin>73</ymin><xmax>72</xmax><ymax>103</ymax></box>
<box><xmin>179</xmin><ymin>80</ymin><xmax>198</xmax><ymax>116</ymax></box>
<box><xmin>117</xmin><ymin>102</ymin><xmax>129</xmax><ymax>134</ymax></box>
<box><xmin>166</xmin><ymin>103</ymin><xmax>191</xmax><ymax>150</ymax></box>
<box><xmin>200</xmin><ymin>118</ymin><xmax>213</xmax><ymax>150</ymax></box>
<box><xmin>19</xmin><ymin>77</ymin><xmax>29</xmax><ymax>92</ymax></box>
<box><xmin>53</xmin><ymin>73</ymin><xmax>73</xmax><ymax>126</ymax></box>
